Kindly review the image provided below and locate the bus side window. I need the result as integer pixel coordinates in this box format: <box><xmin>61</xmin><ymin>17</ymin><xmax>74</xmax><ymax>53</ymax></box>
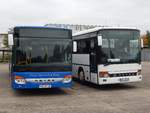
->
<box><xmin>90</xmin><ymin>38</ymin><xmax>97</xmax><ymax>54</ymax></box>
<box><xmin>77</xmin><ymin>40</ymin><xmax>85</xmax><ymax>53</ymax></box>
<box><xmin>90</xmin><ymin>39</ymin><xmax>95</xmax><ymax>49</ymax></box>
<box><xmin>85</xmin><ymin>40</ymin><xmax>90</xmax><ymax>53</ymax></box>
<box><xmin>77</xmin><ymin>39</ymin><xmax>90</xmax><ymax>54</ymax></box>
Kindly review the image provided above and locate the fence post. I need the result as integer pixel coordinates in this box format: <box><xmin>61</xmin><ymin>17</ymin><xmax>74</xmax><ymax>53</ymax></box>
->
<box><xmin>2</xmin><ymin>50</ymin><xmax>4</xmax><ymax>62</ymax></box>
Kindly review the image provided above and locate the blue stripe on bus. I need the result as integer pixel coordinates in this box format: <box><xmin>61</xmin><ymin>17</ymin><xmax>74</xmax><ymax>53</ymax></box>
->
<box><xmin>13</xmin><ymin>72</ymin><xmax>72</xmax><ymax>78</ymax></box>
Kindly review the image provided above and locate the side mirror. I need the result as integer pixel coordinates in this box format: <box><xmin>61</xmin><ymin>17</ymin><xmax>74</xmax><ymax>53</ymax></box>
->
<box><xmin>8</xmin><ymin>34</ymin><xmax>14</xmax><ymax>46</ymax></box>
<box><xmin>98</xmin><ymin>35</ymin><xmax>102</xmax><ymax>46</ymax></box>
<box><xmin>73</xmin><ymin>41</ymin><xmax>77</xmax><ymax>52</ymax></box>
<box><xmin>141</xmin><ymin>38</ymin><xmax>144</xmax><ymax>49</ymax></box>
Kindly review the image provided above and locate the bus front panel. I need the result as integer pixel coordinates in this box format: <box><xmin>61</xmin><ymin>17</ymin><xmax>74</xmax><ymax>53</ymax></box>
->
<box><xmin>12</xmin><ymin>72</ymin><xmax>72</xmax><ymax>89</ymax></box>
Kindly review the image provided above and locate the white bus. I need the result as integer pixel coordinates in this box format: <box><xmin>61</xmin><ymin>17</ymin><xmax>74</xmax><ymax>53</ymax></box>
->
<box><xmin>72</xmin><ymin>27</ymin><xmax>142</xmax><ymax>85</ymax></box>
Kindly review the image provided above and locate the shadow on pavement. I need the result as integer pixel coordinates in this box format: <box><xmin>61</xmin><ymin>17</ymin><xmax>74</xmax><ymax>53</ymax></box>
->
<box><xmin>12</xmin><ymin>80</ymin><xmax>138</xmax><ymax>97</ymax></box>
<box><xmin>73</xmin><ymin>78</ymin><xmax>138</xmax><ymax>91</ymax></box>
<box><xmin>13</xmin><ymin>88</ymin><xmax>71</xmax><ymax>97</ymax></box>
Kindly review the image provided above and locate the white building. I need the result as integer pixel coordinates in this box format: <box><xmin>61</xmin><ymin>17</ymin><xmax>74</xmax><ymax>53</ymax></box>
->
<box><xmin>45</xmin><ymin>24</ymin><xmax>105</xmax><ymax>33</ymax></box>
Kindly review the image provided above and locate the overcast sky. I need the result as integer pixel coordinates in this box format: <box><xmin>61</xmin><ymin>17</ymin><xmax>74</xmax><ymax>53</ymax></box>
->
<box><xmin>0</xmin><ymin>0</ymin><xmax>150</xmax><ymax>34</ymax></box>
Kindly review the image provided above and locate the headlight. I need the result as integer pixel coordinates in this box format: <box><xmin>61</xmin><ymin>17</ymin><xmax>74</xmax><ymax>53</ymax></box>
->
<box><xmin>99</xmin><ymin>71</ymin><xmax>109</xmax><ymax>78</ymax></box>
<box><xmin>14</xmin><ymin>76</ymin><xmax>26</xmax><ymax>84</ymax></box>
<box><xmin>63</xmin><ymin>75</ymin><xmax>72</xmax><ymax>83</ymax></box>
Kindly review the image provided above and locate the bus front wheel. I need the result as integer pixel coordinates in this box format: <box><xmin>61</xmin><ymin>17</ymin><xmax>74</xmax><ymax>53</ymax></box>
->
<box><xmin>78</xmin><ymin>68</ymin><xmax>85</xmax><ymax>81</ymax></box>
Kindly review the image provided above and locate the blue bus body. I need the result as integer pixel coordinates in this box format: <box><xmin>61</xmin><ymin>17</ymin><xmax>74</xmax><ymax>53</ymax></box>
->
<box><xmin>10</xmin><ymin>26</ymin><xmax>72</xmax><ymax>89</ymax></box>
<box><xmin>12</xmin><ymin>72</ymin><xmax>72</xmax><ymax>89</ymax></box>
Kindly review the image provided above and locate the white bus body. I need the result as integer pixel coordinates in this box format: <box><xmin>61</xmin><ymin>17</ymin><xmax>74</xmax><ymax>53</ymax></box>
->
<box><xmin>72</xmin><ymin>27</ymin><xmax>142</xmax><ymax>85</ymax></box>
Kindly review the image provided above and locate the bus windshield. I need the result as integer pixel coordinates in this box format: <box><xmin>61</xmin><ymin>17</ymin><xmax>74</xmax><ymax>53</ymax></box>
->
<box><xmin>97</xmin><ymin>30</ymin><xmax>141</xmax><ymax>64</ymax></box>
<box><xmin>14</xmin><ymin>38</ymin><xmax>72</xmax><ymax>66</ymax></box>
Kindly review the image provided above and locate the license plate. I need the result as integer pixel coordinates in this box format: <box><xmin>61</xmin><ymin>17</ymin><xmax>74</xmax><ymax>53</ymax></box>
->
<box><xmin>119</xmin><ymin>78</ymin><xmax>130</xmax><ymax>82</ymax></box>
<box><xmin>39</xmin><ymin>85</ymin><xmax>51</xmax><ymax>88</ymax></box>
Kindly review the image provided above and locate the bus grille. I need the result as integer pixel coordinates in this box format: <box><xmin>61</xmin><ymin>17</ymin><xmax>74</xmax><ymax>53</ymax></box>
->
<box><xmin>109</xmin><ymin>72</ymin><xmax>137</xmax><ymax>77</ymax></box>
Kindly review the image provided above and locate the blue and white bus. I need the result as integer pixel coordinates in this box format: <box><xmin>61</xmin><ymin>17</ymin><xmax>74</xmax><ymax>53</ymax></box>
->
<box><xmin>72</xmin><ymin>27</ymin><xmax>142</xmax><ymax>85</ymax></box>
<box><xmin>9</xmin><ymin>26</ymin><xmax>72</xmax><ymax>89</ymax></box>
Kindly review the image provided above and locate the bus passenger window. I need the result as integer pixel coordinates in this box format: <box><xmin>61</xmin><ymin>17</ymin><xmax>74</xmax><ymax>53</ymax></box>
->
<box><xmin>90</xmin><ymin>39</ymin><xmax>95</xmax><ymax>49</ymax></box>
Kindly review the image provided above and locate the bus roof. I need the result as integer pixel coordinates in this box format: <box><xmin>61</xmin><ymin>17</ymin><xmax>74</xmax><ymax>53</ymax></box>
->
<box><xmin>13</xmin><ymin>26</ymin><xmax>72</xmax><ymax>38</ymax></box>
<box><xmin>73</xmin><ymin>27</ymin><xmax>139</xmax><ymax>36</ymax></box>
<box><xmin>14</xmin><ymin>26</ymin><xmax>71</xmax><ymax>31</ymax></box>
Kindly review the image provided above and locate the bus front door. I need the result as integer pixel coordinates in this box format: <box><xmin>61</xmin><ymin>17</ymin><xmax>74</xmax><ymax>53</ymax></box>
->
<box><xmin>90</xmin><ymin>51</ymin><xmax>97</xmax><ymax>73</ymax></box>
<box><xmin>90</xmin><ymin>38</ymin><xmax>98</xmax><ymax>84</ymax></box>
<box><xmin>90</xmin><ymin>39</ymin><xmax>97</xmax><ymax>73</ymax></box>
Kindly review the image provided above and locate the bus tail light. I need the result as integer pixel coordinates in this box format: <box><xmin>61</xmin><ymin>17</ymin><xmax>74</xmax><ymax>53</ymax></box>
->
<box><xmin>138</xmin><ymin>69</ymin><xmax>141</xmax><ymax>75</ymax></box>
<box><xmin>99</xmin><ymin>71</ymin><xmax>109</xmax><ymax>78</ymax></box>
<box><xmin>14</xmin><ymin>76</ymin><xmax>26</xmax><ymax>84</ymax></box>
<box><xmin>63</xmin><ymin>75</ymin><xmax>72</xmax><ymax>83</ymax></box>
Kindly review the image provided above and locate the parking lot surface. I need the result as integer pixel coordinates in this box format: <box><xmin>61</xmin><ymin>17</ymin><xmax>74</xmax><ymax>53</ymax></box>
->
<box><xmin>0</xmin><ymin>62</ymin><xmax>150</xmax><ymax>113</ymax></box>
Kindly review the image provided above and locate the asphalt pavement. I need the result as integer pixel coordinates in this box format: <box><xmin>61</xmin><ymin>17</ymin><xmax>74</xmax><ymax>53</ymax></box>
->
<box><xmin>0</xmin><ymin>62</ymin><xmax>150</xmax><ymax>113</ymax></box>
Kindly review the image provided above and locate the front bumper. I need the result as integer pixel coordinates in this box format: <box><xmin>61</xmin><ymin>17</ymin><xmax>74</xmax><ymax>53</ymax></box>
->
<box><xmin>12</xmin><ymin>81</ymin><xmax>72</xmax><ymax>89</ymax></box>
<box><xmin>98</xmin><ymin>75</ymin><xmax>142</xmax><ymax>85</ymax></box>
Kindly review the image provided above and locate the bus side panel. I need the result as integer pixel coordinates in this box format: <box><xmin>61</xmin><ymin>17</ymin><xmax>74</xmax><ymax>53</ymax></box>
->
<box><xmin>73</xmin><ymin>64</ymin><xmax>90</xmax><ymax>82</ymax></box>
<box><xmin>90</xmin><ymin>73</ymin><xmax>98</xmax><ymax>84</ymax></box>
<box><xmin>72</xmin><ymin>54</ymin><xmax>90</xmax><ymax>65</ymax></box>
<box><xmin>72</xmin><ymin>54</ymin><xmax>91</xmax><ymax>81</ymax></box>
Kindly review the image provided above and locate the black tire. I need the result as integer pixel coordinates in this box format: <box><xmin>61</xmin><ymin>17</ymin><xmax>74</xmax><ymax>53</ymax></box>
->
<box><xmin>78</xmin><ymin>68</ymin><xmax>85</xmax><ymax>82</ymax></box>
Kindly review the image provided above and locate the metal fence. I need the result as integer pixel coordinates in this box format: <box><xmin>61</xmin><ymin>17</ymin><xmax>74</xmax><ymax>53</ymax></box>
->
<box><xmin>142</xmin><ymin>48</ymin><xmax>150</xmax><ymax>61</ymax></box>
<box><xmin>0</xmin><ymin>48</ymin><xmax>11</xmax><ymax>62</ymax></box>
